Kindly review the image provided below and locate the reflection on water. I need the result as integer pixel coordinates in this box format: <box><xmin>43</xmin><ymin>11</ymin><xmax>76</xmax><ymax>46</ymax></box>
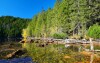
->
<box><xmin>65</xmin><ymin>44</ymin><xmax>85</xmax><ymax>52</ymax></box>
<box><xmin>0</xmin><ymin>38</ymin><xmax>21</xmax><ymax>43</ymax></box>
<box><xmin>0</xmin><ymin>40</ymin><xmax>25</xmax><ymax>59</ymax></box>
<box><xmin>90</xmin><ymin>53</ymin><xmax>94</xmax><ymax>63</ymax></box>
<box><xmin>22</xmin><ymin>42</ymin><xmax>100</xmax><ymax>63</ymax></box>
<box><xmin>65</xmin><ymin>44</ymin><xmax>100</xmax><ymax>63</ymax></box>
<box><xmin>0</xmin><ymin>39</ymin><xmax>99</xmax><ymax>63</ymax></box>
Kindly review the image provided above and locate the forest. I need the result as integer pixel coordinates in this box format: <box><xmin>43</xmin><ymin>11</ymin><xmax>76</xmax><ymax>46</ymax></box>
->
<box><xmin>0</xmin><ymin>16</ymin><xmax>31</xmax><ymax>41</ymax></box>
<box><xmin>22</xmin><ymin>0</ymin><xmax>100</xmax><ymax>40</ymax></box>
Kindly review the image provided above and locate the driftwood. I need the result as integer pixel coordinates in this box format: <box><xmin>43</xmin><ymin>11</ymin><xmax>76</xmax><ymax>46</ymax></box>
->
<box><xmin>20</xmin><ymin>40</ymin><xmax>25</xmax><ymax>43</ymax></box>
<box><xmin>5</xmin><ymin>49</ymin><xmax>26</xmax><ymax>59</ymax></box>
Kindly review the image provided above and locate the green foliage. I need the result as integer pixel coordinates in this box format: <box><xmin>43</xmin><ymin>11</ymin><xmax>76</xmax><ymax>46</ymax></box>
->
<box><xmin>24</xmin><ymin>0</ymin><xmax>100</xmax><ymax>39</ymax></box>
<box><xmin>53</xmin><ymin>33</ymin><xmax>67</xmax><ymax>39</ymax></box>
<box><xmin>0</xmin><ymin>16</ymin><xmax>30</xmax><ymax>39</ymax></box>
<box><xmin>87</xmin><ymin>24</ymin><xmax>100</xmax><ymax>39</ymax></box>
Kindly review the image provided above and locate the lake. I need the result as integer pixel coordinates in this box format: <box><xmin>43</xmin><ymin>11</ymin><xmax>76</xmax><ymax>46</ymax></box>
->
<box><xmin>0</xmin><ymin>40</ymin><xmax>100</xmax><ymax>63</ymax></box>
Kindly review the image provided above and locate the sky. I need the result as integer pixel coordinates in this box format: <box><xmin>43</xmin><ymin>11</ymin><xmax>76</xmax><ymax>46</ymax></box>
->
<box><xmin>0</xmin><ymin>0</ymin><xmax>56</xmax><ymax>18</ymax></box>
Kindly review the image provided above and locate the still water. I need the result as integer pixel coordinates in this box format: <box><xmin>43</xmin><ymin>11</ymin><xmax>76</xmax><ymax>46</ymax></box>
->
<box><xmin>0</xmin><ymin>39</ymin><xmax>100</xmax><ymax>63</ymax></box>
<box><xmin>23</xmin><ymin>42</ymin><xmax>100</xmax><ymax>63</ymax></box>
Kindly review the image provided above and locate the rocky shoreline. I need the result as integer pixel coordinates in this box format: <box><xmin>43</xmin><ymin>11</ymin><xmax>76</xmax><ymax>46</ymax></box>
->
<box><xmin>0</xmin><ymin>42</ymin><xmax>27</xmax><ymax>59</ymax></box>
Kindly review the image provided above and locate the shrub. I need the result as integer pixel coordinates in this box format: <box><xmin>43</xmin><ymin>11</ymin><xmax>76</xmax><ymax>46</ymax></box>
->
<box><xmin>87</xmin><ymin>24</ymin><xmax>100</xmax><ymax>39</ymax></box>
<box><xmin>53</xmin><ymin>33</ymin><xmax>67</xmax><ymax>39</ymax></box>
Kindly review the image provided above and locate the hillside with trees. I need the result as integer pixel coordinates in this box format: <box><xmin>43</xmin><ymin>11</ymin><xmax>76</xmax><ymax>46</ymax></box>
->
<box><xmin>0</xmin><ymin>16</ymin><xmax>31</xmax><ymax>41</ymax></box>
<box><xmin>22</xmin><ymin>0</ymin><xmax>100</xmax><ymax>39</ymax></box>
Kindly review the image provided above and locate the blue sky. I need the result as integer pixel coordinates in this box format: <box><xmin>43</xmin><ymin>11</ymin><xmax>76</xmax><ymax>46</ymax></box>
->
<box><xmin>0</xmin><ymin>0</ymin><xmax>56</xmax><ymax>18</ymax></box>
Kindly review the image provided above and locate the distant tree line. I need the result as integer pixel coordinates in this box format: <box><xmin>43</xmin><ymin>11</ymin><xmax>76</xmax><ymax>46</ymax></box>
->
<box><xmin>0</xmin><ymin>16</ymin><xmax>31</xmax><ymax>40</ymax></box>
<box><xmin>22</xmin><ymin>0</ymin><xmax>100</xmax><ymax>39</ymax></box>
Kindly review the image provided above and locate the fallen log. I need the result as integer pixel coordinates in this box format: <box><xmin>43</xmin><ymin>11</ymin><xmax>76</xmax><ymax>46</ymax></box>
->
<box><xmin>5</xmin><ymin>49</ymin><xmax>26</xmax><ymax>59</ymax></box>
